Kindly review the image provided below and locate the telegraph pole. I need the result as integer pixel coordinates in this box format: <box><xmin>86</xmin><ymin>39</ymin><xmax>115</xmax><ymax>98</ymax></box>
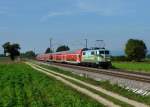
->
<box><xmin>49</xmin><ymin>38</ymin><xmax>52</xmax><ymax>52</ymax></box>
<box><xmin>85</xmin><ymin>39</ymin><xmax>88</xmax><ymax>49</ymax></box>
<box><xmin>34</xmin><ymin>48</ymin><xmax>36</xmax><ymax>54</ymax></box>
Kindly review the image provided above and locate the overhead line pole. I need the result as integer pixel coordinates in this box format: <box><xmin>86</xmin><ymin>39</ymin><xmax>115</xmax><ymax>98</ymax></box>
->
<box><xmin>85</xmin><ymin>39</ymin><xmax>88</xmax><ymax>49</ymax></box>
<box><xmin>49</xmin><ymin>38</ymin><xmax>52</xmax><ymax>52</ymax></box>
<box><xmin>34</xmin><ymin>48</ymin><xmax>36</xmax><ymax>54</ymax></box>
<box><xmin>96</xmin><ymin>40</ymin><xmax>105</xmax><ymax>48</ymax></box>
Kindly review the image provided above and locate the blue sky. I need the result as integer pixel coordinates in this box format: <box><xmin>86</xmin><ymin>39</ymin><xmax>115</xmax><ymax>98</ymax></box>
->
<box><xmin>0</xmin><ymin>0</ymin><xmax>150</xmax><ymax>55</ymax></box>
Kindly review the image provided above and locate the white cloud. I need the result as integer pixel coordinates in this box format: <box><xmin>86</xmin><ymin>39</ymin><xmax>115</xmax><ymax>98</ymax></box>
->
<box><xmin>40</xmin><ymin>11</ymin><xmax>73</xmax><ymax>22</ymax></box>
<box><xmin>40</xmin><ymin>0</ymin><xmax>136</xmax><ymax>22</ymax></box>
<box><xmin>48</xmin><ymin>11</ymin><xmax>72</xmax><ymax>17</ymax></box>
<box><xmin>77</xmin><ymin>0</ymin><xmax>135</xmax><ymax>16</ymax></box>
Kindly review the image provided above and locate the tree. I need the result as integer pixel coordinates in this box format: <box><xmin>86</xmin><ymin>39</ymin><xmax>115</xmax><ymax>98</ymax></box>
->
<box><xmin>125</xmin><ymin>39</ymin><xmax>147</xmax><ymax>61</ymax></box>
<box><xmin>45</xmin><ymin>48</ymin><xmax>53</xmax><ymax>53</ymax></box>
<box><xmin>147</xmin><ymin>54</ymin><xmax>150</xmax><ymax>58</ymax></box>
<box><xmin>24</xmin><ymin>51</ymin><xmax>36</xmax><ymax>58</ymax></box>
<box><xmin>0</xmin><ymin>54</ymin><xmax>4</xmax><ymax>57</ymax></box>
<box><xmin>2</xmin><ymin>42</ymin><xmax>21</xmax><ymax>60</ymax></box>
<box><xmin>2</xmin><ymin>42</ymin><xmax>10</xmax><ymax>55</ymax></box>
<box><xmin>56</xmin><ymin>45</ymin><xmax>70</xmax><ymax>52</ymax></box>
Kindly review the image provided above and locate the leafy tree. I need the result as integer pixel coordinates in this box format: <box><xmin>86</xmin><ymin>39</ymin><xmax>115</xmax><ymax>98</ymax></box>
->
<box><xmin>2</xmin><ymin>42</ymin><xmax>10</xmax><ymax>55</ymax></box>
<box><xmin>45</xmin><ymin>48</ymin><xmax>53</xmax><ymax>53</ymax></box>
<box><xmin>147</xmin><ymin>54</ymin><xmax>150</xmax><ymax>58</ymax></box>
<box><xmin>2</xmin><ymin>42</ymin><xmax>21</xmax><ymax>60</ymax></box>
<box><xmin>24</xmin><ymin>51</ymin><xmax>36</xmax><ymax>58</ymax></box>
<box><xmin>0</xmin><ymin>54</ymin><xmax>4</xmax><ymax>57</ymax></box>
<box><xmin>125</xmin><ymin>39</ymin><xmax>147</xmax><ymax>61</ymax></box>
<box><xmin>56</xmin><ymin>45</ymin><xmax>70</xmax><ymax>52</ymax></box>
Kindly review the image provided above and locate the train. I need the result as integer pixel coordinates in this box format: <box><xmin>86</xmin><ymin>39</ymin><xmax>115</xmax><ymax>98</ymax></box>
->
<box><xmin>36</xmin><ymin>48</ymin><xmax>112</xmax><ymax>68</ymax></box>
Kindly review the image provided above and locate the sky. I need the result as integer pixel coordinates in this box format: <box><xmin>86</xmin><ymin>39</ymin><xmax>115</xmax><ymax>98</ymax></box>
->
<box><xmin>0</xmin><ymin>0</ymin><xmax>150</xmax><ymax>55</ymax></box>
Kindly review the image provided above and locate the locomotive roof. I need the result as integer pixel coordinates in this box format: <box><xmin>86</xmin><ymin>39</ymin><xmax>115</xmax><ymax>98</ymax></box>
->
<box><xmin>82</xmin><ymin>48</ymin><xmax>107</xmax><ymax>51</ymax></box>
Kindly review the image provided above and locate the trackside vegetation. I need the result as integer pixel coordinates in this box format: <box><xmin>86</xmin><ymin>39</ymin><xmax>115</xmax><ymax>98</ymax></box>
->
<box><xmin>0</xmin><ymin>63</ymin><xmax>104</xmax><ymax>107</ymax></box>
<box><xmin>36</xmin><ymin>62</ymin><xmax>150</xmax><ymax>105</ymax></box>
<box><xmin>113</xmin><ymin>62</ymin><xmax>150</xmax><ymax>72</ymax></box>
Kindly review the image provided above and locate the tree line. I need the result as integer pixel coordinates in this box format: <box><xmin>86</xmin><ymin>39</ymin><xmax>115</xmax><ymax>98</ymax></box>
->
<box><xmin>1</xmin><ymin>42</ymin><xmax>70</xmax><ymax>61</ymax></box>
<box><xmin>45</xmin><ymin>45</ymin><xmax>70</xmax><ymax>53</ymax></box>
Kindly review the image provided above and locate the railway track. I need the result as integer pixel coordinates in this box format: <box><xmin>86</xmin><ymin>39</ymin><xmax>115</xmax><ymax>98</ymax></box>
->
<box><xmin>43</xmin><ymin>61</ymin><xmax>150</xmax><ymax>83</ymax></box>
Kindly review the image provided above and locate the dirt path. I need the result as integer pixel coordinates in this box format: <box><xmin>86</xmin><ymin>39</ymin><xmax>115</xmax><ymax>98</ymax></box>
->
<box><xmin>26</xmin><ymin>62</ymin><xmax>149</xmax><ymax>107</ymax></box>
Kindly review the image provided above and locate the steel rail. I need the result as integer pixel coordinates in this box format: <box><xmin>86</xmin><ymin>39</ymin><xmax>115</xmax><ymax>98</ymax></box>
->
<box><xmin>43</xmin><ymin>62</ymin><xmax>150</xmax><ymax>83</ymax></box>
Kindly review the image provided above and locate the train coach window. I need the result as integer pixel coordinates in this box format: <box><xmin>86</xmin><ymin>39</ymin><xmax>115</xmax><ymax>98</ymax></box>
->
<box><xmin>83</xmin><ymin>52</ymin><xmax>86</xmax><ymax>55</ymax></box>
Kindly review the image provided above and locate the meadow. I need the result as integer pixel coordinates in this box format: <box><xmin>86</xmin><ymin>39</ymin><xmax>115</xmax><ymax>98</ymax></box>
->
<box><xmin>112</xmin><ymin>62</ymin><xmax>150</xmax><ymax>73</ymax></box>
<box><xmin>0</xmin><ymin>63</ymin><xmax>104</xmax><ymax>107</ymax></box>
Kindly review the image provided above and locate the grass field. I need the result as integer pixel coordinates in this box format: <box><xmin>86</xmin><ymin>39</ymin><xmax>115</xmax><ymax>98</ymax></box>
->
<box><xmin>112</xmin><ymin>62</ymin><xmax>150</xmax><ymax>73</ymax></box>
<box><xmin>0</xmin><ymin>63</ymin><xmax>104</xmax><ymax>107</ymax></box>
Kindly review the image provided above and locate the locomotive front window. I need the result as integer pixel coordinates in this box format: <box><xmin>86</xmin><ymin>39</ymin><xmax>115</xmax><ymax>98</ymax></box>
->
<box><xmin>99</xmin><ymin>51</ymin><xmax>109</xmax><ymax>54</ymax></box>
<box><xmin>99</xmin><ymin>51</ymin><xmax>104</xmax><ymax>54</ymax></box>
<box><xmin>105</xmin><ymin>51</ymin><xmax>109</xmax><ymax>54</ymax></box>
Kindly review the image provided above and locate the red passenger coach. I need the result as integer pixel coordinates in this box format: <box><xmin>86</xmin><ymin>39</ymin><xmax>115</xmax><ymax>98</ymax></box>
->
<box><xmin>36</xmin><ymin>54</ymin><xmax>45</xmax><ymax>61</ymax></box>
<box><xmin>65</xmin><ymin>49</ymin><xmax>82</xmax><ymax>63</ymax></box>
<box><xmin>51</xmin><ymin>49</ymin><xmax>82</xmax><ymax>64</ymax></box>
<box><xmin>45</xmin><ymin>54</ymin><xmax>51</xmax><ymax>61</ymax></box>
<box><xmin>36</xmin><ymin>54</ymin><xmax>50</xmax><ymax>61</ymax></box>
<box><xmin>36</xmin><ymin>49</ymin><xmax>83</xmax><ymax>64</ymax></box>
<box><xmin>52</xmin><ymin>53</ymin><xmax>64</xmax><ymax>61</ymax></box>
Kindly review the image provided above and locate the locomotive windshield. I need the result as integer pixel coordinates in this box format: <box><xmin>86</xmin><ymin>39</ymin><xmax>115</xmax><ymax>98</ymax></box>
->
<box><xmin>105</xmin><ymin>50</ymin><xmax>109</xmax><ymax>54</ymax></box>
<box><xmin>99</xmin><ymin>50</ymin><xmax>109</xmax><ymax>55</ymax></box>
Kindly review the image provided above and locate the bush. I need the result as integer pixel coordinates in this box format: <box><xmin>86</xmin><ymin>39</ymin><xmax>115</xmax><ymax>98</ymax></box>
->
<box><xmin>21</xmin><ymin>51</ymin><xmax>36</xmax><ymax>59</ymax></box>
<box><xmin>111</xmin><ymin>56</ymin><xmax>131</xmax><ymax>61</ymax></box>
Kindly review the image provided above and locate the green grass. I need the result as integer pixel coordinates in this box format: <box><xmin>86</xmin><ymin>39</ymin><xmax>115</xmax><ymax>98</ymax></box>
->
<box><xmin>0</xmin><ymin>63</ymin><xmax>104</xmax><ymax>107</ymax></box>
<box><xmin>112</xmin><ymin>62</ymin><xmax>150</xmax><ymax>72</ymax></box>
<box><xmin>35</xmin><ymin>62</ymin><xmax>150</xmax><ymax>105</ymax></box>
